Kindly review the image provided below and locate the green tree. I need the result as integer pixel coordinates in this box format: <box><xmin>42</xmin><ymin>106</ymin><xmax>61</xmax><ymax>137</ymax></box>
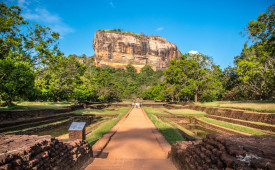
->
<box><xmin>142</xmin><ymin>84</ymin><xmax>165</xmax><ymax>100</ymax></box>
<box><xmin>235</xmin><ymin>5</ymin><xmax>275</xmax><ymax>100</ymax></box>
<box><xmin>35</xmin><ymin>55</ymin><xmax>86</xmax><ymax>101</ymax></box>
<box><xmin>164</xmin><ymin>53</ymin><xmax>223</xmax><ymax>102</ymax></box>
<box><xmin>126</xmin><ymin>64</ymin><xmax>138</xmax><ymax>78</ymax></box>
<box><xmin>0</xmin><ymin>58</ymin><xmax>35</xmax><ymax>105</ymax></box>
<box><xmin>0</xmin><ymin>2</ymin><xmax>62</xmax><ymax>105</ymax></box>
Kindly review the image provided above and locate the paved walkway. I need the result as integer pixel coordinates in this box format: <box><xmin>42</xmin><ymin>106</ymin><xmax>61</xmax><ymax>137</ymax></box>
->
<box><xmin>85</xmin><ymin>108</ymin><xmax>176</xmax><ymax>170</ymax></box>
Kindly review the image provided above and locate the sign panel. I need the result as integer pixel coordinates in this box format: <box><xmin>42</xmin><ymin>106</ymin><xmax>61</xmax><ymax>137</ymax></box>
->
<box><xmin>69</xmin><ymin>122</ymin><xmax>86</xmax><ymax>131</ymax></box>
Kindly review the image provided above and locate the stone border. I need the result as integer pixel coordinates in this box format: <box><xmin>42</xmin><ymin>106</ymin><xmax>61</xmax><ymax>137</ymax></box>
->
<box><xmin>141</xmin><ymin>107</ymin><xmax>171</xmax><ymax>157</ymax></box>
<box><xmin>0</xmin><ymin>135</ymin><xmax>93</xmax><ymax>170</ymax></box>
<box><xmin>164</xmin><ymin>104</ymin><xmax>187</xmax><ymax>109</ymax></box>
<box><xmin>170</xmin><ymin>134</ymin><xmax>275</xmax><ymax>170</ymax></box>
<box><xmin>0</xmin><ymin>103</ymin><xmax>86</xmax><ymax>122</ymax></box>
<box><xmin>206</xmin><ymin>115</ymin><xmax>275</xmax><ymax>133</ymax></box>
<box><xmin>0</xmin><ymin>113</ymin><xmax>73</xmax><ymax>133</ymax></box>
<box><xmin>0</xmin><ymin>113</ymin><xmax>73</xmax><ymax>129</ymax></box>
<box><xmin>157</xmin><ymin>115</ymin><xmax>199</xmax><ymax>141</ymax></box>
<box><xmin>142</xmin><ymin>103</ymin><xmax>166</xmax><ymax>108</ymax></box>
<box><xmin>196</xmin><ymin>118</ymin><xmax>251</xmax><ymax>136</ymax></box>
<box><xmin>4</xmin><ymin>115</ymin><xmax>101</xmax><ymax>136</ymax></box>
<box><xmin>110</xmin><ymin>104</ymin><xmax>132</xmax><ymax>107</ymax></box>
<box><xmin>157</xmin><ymin>115</ymin><xmax>202</xmax><ymax>141</ymax></box>
<box><xmin>183</xmin><ymin>105</ymin><xmax>275</xmax><ymax>124</ymax></box>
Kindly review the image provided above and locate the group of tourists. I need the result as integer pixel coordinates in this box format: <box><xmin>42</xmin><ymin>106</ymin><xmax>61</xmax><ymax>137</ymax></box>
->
<box><xmin>132</xmin><ymin>98</ymin><xmax>142</xmax><ymax>108</ymax></box>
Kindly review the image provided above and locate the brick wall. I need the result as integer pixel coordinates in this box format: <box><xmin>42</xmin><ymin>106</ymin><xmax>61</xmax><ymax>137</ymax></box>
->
<box><xmin>185</xmin><ymin>105</ymin><xmax>275</xmax><ymax>124</ymax></box>
<box><xmin>0</xmin><ymin>103</ymin><xmax>86</xmax><ymax>122</ymax></box>
<box><xmin>170</xmin><ymin>134</ymin><xmax>275</xmax><ymax>170</ymax></box>
<box><xmin>0</xmin><ymin>135</ymin><xmax>92</xmax><ymax>170</ymax></box>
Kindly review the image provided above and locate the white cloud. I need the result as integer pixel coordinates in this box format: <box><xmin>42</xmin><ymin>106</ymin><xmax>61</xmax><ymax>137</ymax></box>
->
<box><xmin>18</xmin><ymin>0</ymin><xmax>74</xmax><ymax>36</ymax></box>
<box><xmin>189</xmin><ymin>50</ymin><xmax>199</xmax><ymax>54</ymax></box>
<box><xmin>156</xmin><ymin>27</ymin><xmax>164</xmax><ymax>31</ymax></box>
<box><xmin>51</xmin><ymin>24</ymin><xmax>74</xmax><ymax>37</ymax></box>
<box><xmin>110</xmin><ymin>2</ymin><xmax>115</xmax><ymax>8</ymax></box>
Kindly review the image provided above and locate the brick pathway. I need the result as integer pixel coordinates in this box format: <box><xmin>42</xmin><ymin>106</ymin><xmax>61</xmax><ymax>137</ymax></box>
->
<box><xmin>85</xmin><ymin>108</ymin><xmax>177</xmax><ymax>170</ymax></box>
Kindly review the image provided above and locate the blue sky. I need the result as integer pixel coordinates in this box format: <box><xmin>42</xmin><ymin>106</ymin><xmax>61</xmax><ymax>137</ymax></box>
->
<box><xmin>6</xmin><ymin>0</ymin><xmax>273</xmax><ymax>69</ymax></box>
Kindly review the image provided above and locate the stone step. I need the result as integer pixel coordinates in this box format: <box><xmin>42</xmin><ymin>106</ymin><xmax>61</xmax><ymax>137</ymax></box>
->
<box><xmin>205</xmin><ymin>114</ymin><xmax>275</xmax><ymax>133</ymax></box>
<box><xmin>85</xmin><ymin>158</ymin><xmax>177</xmax><ymax>170</ymax></box>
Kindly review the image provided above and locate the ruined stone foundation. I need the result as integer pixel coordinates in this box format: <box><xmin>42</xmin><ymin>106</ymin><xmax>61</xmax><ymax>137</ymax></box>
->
<box><xmin>0</xmin><ymin>135</ymin><xmax>92</xmax><ymax>170</ymax></box>
<box><xmin>170</xmin><ymin>134</ymin><xmax>275</xmax><ymax>170</ymax></box>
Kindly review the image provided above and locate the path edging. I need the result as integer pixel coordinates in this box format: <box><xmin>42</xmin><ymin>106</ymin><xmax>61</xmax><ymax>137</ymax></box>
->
<box><xmin>141</xmin><ymin>107</ymin><xmax>171</xmax><ymax>157</ymax></box>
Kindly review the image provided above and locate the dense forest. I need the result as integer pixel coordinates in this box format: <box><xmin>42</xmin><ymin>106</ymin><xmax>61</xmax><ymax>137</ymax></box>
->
<box><xmin>0</xmin><ymin>2</ymin><xmax>274</xmax><ymax>106</ymax></box>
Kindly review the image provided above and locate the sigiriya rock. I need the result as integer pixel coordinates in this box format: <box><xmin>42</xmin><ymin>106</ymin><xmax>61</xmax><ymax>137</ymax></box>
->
<box><xmin>93</xmin><ymin>30</ymin><xmax>181</xmax><ymax>72</ymax></box>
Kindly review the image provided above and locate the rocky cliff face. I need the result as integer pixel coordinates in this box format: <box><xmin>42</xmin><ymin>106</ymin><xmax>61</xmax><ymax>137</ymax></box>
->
<box><xmin>93</xmin><ymin>30</ymin><xmax>181</xmax><ymax>71</ymax></box>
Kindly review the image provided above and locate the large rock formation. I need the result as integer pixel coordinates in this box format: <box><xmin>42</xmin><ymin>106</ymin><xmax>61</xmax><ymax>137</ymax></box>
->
<box><xmin>93</xmin><ymin>30</ymin><xmax>181</xmax><ymax>71</ymax></box>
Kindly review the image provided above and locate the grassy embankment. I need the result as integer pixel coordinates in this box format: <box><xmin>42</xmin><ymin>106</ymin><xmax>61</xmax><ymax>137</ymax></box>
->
<box><xmin>143</xmin><ymin>107</ymin><xmax>185</xmax><ymax>145</ymax></box>
<box><xmin>43</xmin><ymin>107</ymin><xmax>121</xmax><ymax>139</ymax></box>
<box><xmin>197</xmin><ymin>117</ymin><xmax>268</xmax><ymax>135</ymax></box>
<box><xmin>162</xmin><ymin>117</ymin><xmax>201</xmax><ymax>140</ymax></box>
<box><xmin>0</xmin><ymin>101</ymin><xmax>75</xmax><ymax>110</ymax></box>
<box><xmin>161</xmin><ymin>107</ymin><xmax>268</xmax><ymax>135</ymax></box>
<box><xmin>57</xmin><ymin>117</ymin><xmax>111</xmax><ymax>139</ymax></box>
<box><xmin>72</xmin><ymin>107</ymin><xmax>125</xmax><ymax>115</ymax></box>
<box><xmin>195</xmin><ymin>101</ymin><xmax>275</xmax><ymax>113</ymax></box>
<box><xmin>161</xmin><ymin>108</ymin><xmax>207</xmax><ymax>116</ymax></box>
<box><xmin>83</xmin><ymin>107</ymin><xmax>131</xmax><ymax>146</ymax></box>
<box><xmin>112</xmin><ymin>100</ymin><xmax>166</xmax><ymax>105</ymax></box>
<box><xmin>0</xmin><ymin>119</ymin><xmax>70</xmax><ymax>135</ymax></box>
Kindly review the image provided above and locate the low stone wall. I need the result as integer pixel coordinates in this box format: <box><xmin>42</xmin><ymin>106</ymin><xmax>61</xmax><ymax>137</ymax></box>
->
<box><xmin>170</xmin><ymin>134</ymin><xmax>275</xmax><ymax>170</ymax></box>
<box><xmin>111</xmin><ymin>104</ymin><xmax>131</xmax><ymax>107</ymax></box>
<box><xmin>0</xmin><ymin>113</ymin><xmax>73</xmax><ymax>129</ymax></box>
<box><xmin>88</xmin><ymin>104</ymin><xmax>111</xmax><ymax>109</ymax></box>
<box><xmin>179</xmin><ymin>102</ymin><xmax>195</xmax><ymax>106</ymax></box>
<box><xmin>186</xmin><ymin>105</ymin><xmax>275</xmax><ymax>124</ymax></box>
<box><xmin>5</xmin><ymin>115</ymin><xmax>99</xmax><ymax>135</ymax></box>
<box><xmin>164</xmin><ymin>104</ymin><xmax>188</xmax><ymax>109</ymax></box>
<box><xmin>0</xmin><ymin>114</ymin><xmax>72</xmax><ymax>133</ymax></box>
<box><xmin>0</xmin><ymin>103</ymin><xmax>86</xmax><ymax>122</ymax></box>
<box><xmin>206</xmin><ymin>115</ymin><xmax>275</xmax><ymax>133</ymax></box>
<box><xmin>7</xmin><ymin>119</ymin><xmax>72</xmax><ymax>135</ymax></box>
<box><xmin>0</xmin><ymin>135</ymin><xmax>92</xmax><ymax>170</ymax></box>
<box><xmin>196</xmin><ymin>119</ymin><xmax>247</xmax><ymax>135</ymax></box>
<box><xmin>142</xmin><ymin>104</ymin><xmax>166</xmax><ymax>108</ymax></box>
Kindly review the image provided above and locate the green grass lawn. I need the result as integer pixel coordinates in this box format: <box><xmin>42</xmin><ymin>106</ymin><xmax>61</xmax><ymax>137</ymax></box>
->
<box><xmin>143</xmin><ymin>107</ymin><xmax>185</xmax><ymax>145</ymax></box>
<box><xmin>112</xmin><ymin>100</ymin><xmax>166</xmax><ymax>105</ymax></box>
<box><xmin>54</xmin><ymin>117</ymin><xmax>112</xmax><ymax>140</ymax></box>
<box><xmin>0</xmin><ymin>119</ymin><xmax>70</xmax><ymax>135</ymax></box>
<box><xmin>162</xmin><ymin>108</ymin><xmax>207</xmax><ymax>116</ymax></box>
<box><xmin>195</xmin><ymin>101</ymin><xmax>275</xmax><ymax>113</ymax></box>
<box><xmin>210</xmin><ymin>115</ymin><xmax>275</xmax><ymax>127</ymax></box>
<box><xmin>86</xmin><ymin>117</ymin><xmax>111</xmax><ymax>130</ymax></box>
<box><xmin>72</xmin><ymin>107</ymin><xmax>126</xmax><ymax>115</ymax></box>
<box><xmin>197</xmin><ymin>117</ymin><xmax>268</xmax><ymax>135</ymax></box>
<box><xmin>35</xmin><ymin>123</ymin><xmax>71</xmax><ymax>137</ymax></box>
<box><xmin>0</xmin><ymin>101</ymin><xmax>75</xmax><ymax>110</ymax></box>
<box><xmin>86</xmin><ymin>107</ymin><xmax>131</xmax><ymax>146</ymax></box>
<box><xmin>163</xmin><ymin>117</ymin><xmax>200</xmax><ymax>140</ymax></box>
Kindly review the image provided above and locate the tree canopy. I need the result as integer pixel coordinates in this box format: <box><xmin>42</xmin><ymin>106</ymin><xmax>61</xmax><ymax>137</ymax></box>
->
<box><xmin>0</xmin><ymin>2</ymin><xmax>274</xmax><ymax>105</ymax></box>
<box><xmin>225</xmin><ymin>5</ymin><xmax>275</xmax><ymax>100</ymax></box>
